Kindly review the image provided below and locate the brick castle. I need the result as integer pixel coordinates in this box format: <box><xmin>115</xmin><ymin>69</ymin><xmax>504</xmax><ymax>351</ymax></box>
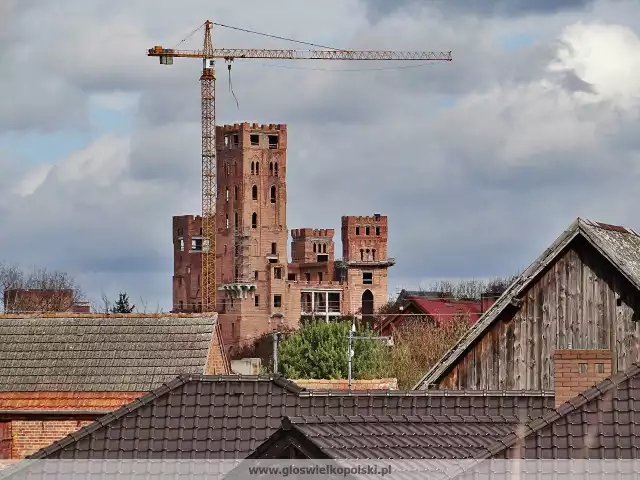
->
<box><xmin>172</xmin><ymin>123</ymin><xmax>394</xmax><ymax>352</ymax></box>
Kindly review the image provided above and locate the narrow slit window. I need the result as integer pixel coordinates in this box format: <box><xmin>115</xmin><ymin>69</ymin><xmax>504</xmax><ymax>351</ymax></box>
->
<box><xmin>274</xmin><ymin>163</ymin><xmax>279</xmax><ymax>176</ymax></box>
<box><xmin>269</xmin><ymin>162</ymin><xmax>273</xmax><ymax>176</ymax></box>
<box><xmin>252</xmin><ymin>185</ymin><xmax>258</xmax><ymax>200</ymax></box>
<box><xmin>252</xmin><ymin>212</ymin><xmax>258</xmax><ymax>229</ymax></box>
<box><xmin>251</xmin><ymin>162</ymin><xmax>255</xmax><ymax>175</ymax></box>
<box><xmin>270</xmin><ymin>186</ymin><xmax>276</xmax><ymax>203</ymax></box>
<box><xmin>355</xmin><ymin>225</ymin><xmax>360</xmax><ymax>235</ymax></box>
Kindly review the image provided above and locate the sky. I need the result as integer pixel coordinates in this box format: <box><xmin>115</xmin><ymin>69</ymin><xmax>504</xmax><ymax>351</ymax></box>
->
<box><xmin>1</xmin><ymin>0</ymin><xmax>639</xmax><ymax>312</ymax></box>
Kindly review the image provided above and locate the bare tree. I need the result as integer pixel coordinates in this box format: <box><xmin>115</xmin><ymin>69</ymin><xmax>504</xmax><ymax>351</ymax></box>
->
<box><xmin>1</xmin><ymin>262</ymin><xmax>85</xmax><ymax>313</ymax></box>
<box><xmin>427</xmin><ymin>275</ymin><xmax>518</xmax><ymax>300</ymax></box>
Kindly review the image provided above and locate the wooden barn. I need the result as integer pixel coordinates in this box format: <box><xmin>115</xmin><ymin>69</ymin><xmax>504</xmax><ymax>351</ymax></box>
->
<box><xmin>415</xmin><ymin>218</ymin><xmax>640</xmax><ymax>391</ymax></box>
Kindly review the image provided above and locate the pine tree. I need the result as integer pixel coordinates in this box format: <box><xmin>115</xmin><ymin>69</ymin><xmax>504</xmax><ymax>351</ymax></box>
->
<box><xmin>111</xmin><ymin>292</ymin><xmax>135</xmax><ymax>313</ymax></box>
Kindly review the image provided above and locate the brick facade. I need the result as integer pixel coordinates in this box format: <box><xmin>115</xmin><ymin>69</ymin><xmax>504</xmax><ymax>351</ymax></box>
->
<box><xmin>172</xmin><ymin>123</ymin><xmax>394</xmax><ymax>353</ymax></box>
<box><xmin>9</xmin><ymin>420</ymin><xmax>93</xmax><ymax>459</ymax></box>
<box><xmin>553</xmin><ymin>349</ymin><xmax>613</xmax><ymax>407</ymax></box>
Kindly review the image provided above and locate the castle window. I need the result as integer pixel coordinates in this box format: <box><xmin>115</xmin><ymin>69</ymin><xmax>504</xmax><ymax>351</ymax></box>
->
<box><xmin>269</xmin><ymin>162</ymin><xmax>273</xmax><ymax>176</ymax></box>
<box><xmin>274</xmin><ymin>267</ymin><xmax>282</xmax><ymax>279</ymax></box>
<box><xmin>360</xmin><ymin>249</ymin><xmax>364</xmax><ymax>261</ymax></box>
<box><xmin>251</xmin><ymin>162</ymin><xmax>255</xmax><ymax>175</ymax></box>
<box><xmin>270</xmin><ymin>185</ymin><xmax>276</xmax><ymax>203</ymax></box>
<box><xmin>256</xmin><ymin>162</ymin><xmax>260</xmax><ymax>174</ymax></box>
<box><xmin>255</xmin><ymin>295</ymin><xmax>260</xmax><ymax>307</ymax></box>
<box><xmin>252</xmin><ymin>212</ymin><xmax>258</xmax><ymax>229</ymax></box>
<box><xmin>375</xmin><ymin>226</ymin><xmax>381</xmax><ymax>236</ymax></box>
<box><xmin>225</xmin><ymin>187</ymin><xmax>229</xmax><ymax>202</ymax></box>
<box><xmin>288</xmin><ymin>273</ymin><xmax>297</xmax><ymax>281</ymax></box>
<box><xmin>372</xmin><ymin>249</ymin><xmax>376</xmax><ymax>260</ymax></box>
<box><xmin>355</xmin><ymin>225</ymin><xmax>360</xmax><ymax>235</ymax></box>
<box><xmin>225</xmin><ymin>214</ymin><xmax>229</xmax><ymax>229</ymax></box>
<box><xmin>232</xmin><ymin>134</ymin><xmax>239</xmax><ymax>147</ymax></box>
<box><xmin>234</xmin><ymin>211</ymin><xmax>239</xmax><ymax>230</ymax></box>
<box><xmin>252</xmin><ymin>185</ymin><xmax>258</xmax><ymax>200</ymax></box>
<box><xmin>305</xmin><ymin>272</ymin><xmax>311</xmax><ymax>282</ymax></box>
<box><xmin>313</xmin><ymin>244</ymin><xmax>317</xmax><ymax>253</ymax></box>
<box><xmin>365</xmin><ymin>225</ymin><xmax>370</xmax><ymax>235</ymax></box>
<box><xmin>271</xmin><ymin>242</ymin><xmax>277</xmax><ymax>255</ymax></box>
<box><xmin>250</xmin><ymin>134</ymin><xmax>260</xmax><ymax>146</ymax></box>
<box><xmin>273</xmin><ymin>295</ymin><xmax>282</xmax><ymax>308</ymax></box>
<box><xmin>179</xmin><ymin>239</ymin><xmax>184</xmax><ymax>251</ymax></box>
<box><xmin>318</xmin><ymin>272</ymin><xmax>323</xmax><ymax>282</ymax></box>
<box><xmin>179</xmin><ymin>300</ymin><xmax>184</xmax><ymax>310</ymax></box>
<box><xmin>274</xmin><ymin>163</ymin><xmax>279</xmax><ymax>176</ymax></box>
<box><xmin>363</xmin><ymin>272</ymin><xmax>373</xmax><ymax>285</ymax></box>
<box><xmin>231</xmin><ymin>323</ymin><xmax>235</xmax><ymax>337</ymax></box>
<box><xmin>268</xmin><ymin>135</ymin><xmax>279</xmax><ymax>149</ymax></box>
<box><xmin>224</xmin><ymin>135</ymin><xmax>229</xmax><ymax>147</ymax></box>
<box><xmin>234</xmin><ymin>185</ymin><xmax>238</xmax><ymax>200</ymax></box>
<box><xmin>322</xmin><ymin>244</ymin><xmax>327</xmax><ymax>253</ymax></box>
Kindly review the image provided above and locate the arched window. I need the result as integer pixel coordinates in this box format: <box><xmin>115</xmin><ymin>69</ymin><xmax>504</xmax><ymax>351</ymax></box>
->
<box><xmin>225</xmin><ymin>214</ymin><xmax>229</xmax><ymax>229</ymax></box>
<box><xmin>360</xmin><ymin>249</ymin><xmax>364</xmax><ymax>261</ymax></box>
<box><xmin>270</xmin><ymin>185</ymin><xmax>276</xmax><ymax>203</ymax></box>
<box><xmin>372</xmin><ymin>249</ymin><xmax>376</xmax><ymax>260</ymax></box>
<box><xmin>252</xmin><ymin>212</ymin><xmax>258</xmax><ymax>229</ymax></box>
<box><xmin>256</xmin><ymin>162</ymin><xmax>260</xmax><ymax>174</ymax></box>
<box><xmin>269</xmin><ymin>162</ymin><xmax>273</xmax><ymax>176</ymax></box>
<box><xmin>274</xmin><ymin>163</ymin><xmax>279</xmax><ymax>176</ymax></box>
<box><xmin>252</xmin><ymin>185</ymin><xmax>258</xmax><ymax>200</ymax></box>
<box><xmin>251</xmin><ymin>161</ymin><xmax>255</xmax><ymax>175</ymax></box>
<box><xmin>313</xmin><ymin>244</ymin><xmax>317</xmax><ymax>253</ymax></box>
<box><xmin>366</xmin><ymin>248</ymin><xmax>370</xmax><ymax>260</ymax></box>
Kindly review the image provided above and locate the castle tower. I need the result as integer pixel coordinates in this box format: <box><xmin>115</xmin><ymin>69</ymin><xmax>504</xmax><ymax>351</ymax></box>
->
<box><xmin>172</xmin><ymin>215</ymin><xmax>203</xmax><ymax>312</ymax></box>
<box><xmin>215</xmin><ymin>123</ymin><xmax>290</xmax><ymax>349</ymax></box>
<box><xmin>339</xmin><ymin>214</ymin><xmax>395</xmax><ymax>325</ymax></box>
<box><xmin>289</xmin><ymin>228</ymin><xmax>335</xmax><ymax>283</ymax></box>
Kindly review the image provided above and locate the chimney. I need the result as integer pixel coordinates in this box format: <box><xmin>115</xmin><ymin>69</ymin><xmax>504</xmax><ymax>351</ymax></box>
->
<box><xmin>553</xmin><ymin>349</ymin><xmax>612</xmax><ymax>408</ymax></box>
<box><xmin>480</xmin><ymin>292</ymin><xmax>500</xmax><ymax>313</ymax></box>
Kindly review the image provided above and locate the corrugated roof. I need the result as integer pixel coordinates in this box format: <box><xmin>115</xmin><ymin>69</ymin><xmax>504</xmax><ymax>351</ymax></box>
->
<box><xmin>0</xmin><ymin>315</ymin><xmax>219</xmax><ymax>392</ymax></box>
<box><xmin>27</xmin><ymin>375</ymin><xmax>554</xmax><ymax>460</ymax></box>
<box><xmin>414</xmin><ymin>218</ymin><xmax>640</xmax><ymax>390</ymax></box>
<box><xmin>278</xmin><ymin>415</ymin><xmax>520</xmax><ymax>460</ymax></box>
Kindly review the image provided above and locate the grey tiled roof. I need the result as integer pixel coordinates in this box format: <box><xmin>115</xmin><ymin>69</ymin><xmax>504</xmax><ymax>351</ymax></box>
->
<box><xmin>415</xmin><ymin>218</ymin><xmax>640</xmax><ymax>389</ymax></box>
<box><xmin>276</xmin><ymin>415</ymin><xmax>520</xmax><ymax>459</ymax></box>
<box><xmin>29</xmin><ymin>375</ymin><xmax>554</xmax><ymax>460</ymax></box>
<box><xmin>0</xmin><ymin>316</ymin><xmax>218</xmax><ymax>392</ymax></box>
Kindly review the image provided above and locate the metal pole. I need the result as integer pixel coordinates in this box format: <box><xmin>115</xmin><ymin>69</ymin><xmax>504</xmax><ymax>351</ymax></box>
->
<box><xmin>273</xmin><ymin>332</ymin><xmax>279</xmax><ymax>373</ymax></box>
<box><xmin>347</xmin><ymin>328</ymin><xmax>353</xmax><ymax>390</ymax></box>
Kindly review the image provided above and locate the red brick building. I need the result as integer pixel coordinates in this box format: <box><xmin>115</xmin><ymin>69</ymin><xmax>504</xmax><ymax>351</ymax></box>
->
<box><xmin>3</xmin><ymin>289</ymin><xmax>90</xmax><ymax>314</ymax></box>
<box><xmin>172</xmin><ymin>123</ymin><xmax>394</xmax><ymax>352</ymax></box>
<box><xmin>0</xmin><ymin>313</ymin><xmax>229</xmax><ymax>459</ymax></box>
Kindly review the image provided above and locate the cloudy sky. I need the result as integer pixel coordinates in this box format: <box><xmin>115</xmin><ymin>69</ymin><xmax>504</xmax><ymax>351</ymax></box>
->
<box><xmin>1</xmin><ymin>0</ymin><xmax>639</xmax><ymax>311</ymax></box>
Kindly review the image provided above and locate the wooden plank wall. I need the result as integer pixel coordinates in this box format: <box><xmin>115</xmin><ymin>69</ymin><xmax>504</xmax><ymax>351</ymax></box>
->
<box><xmin>439</xmin><ymin>239</ymin><xmax>640</xmax><ymax>390</ymax></box>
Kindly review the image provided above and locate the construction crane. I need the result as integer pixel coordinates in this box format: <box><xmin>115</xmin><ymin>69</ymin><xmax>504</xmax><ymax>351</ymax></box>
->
<box><xmin>148</xmin><ymin>20</ymin><xmax>451</xmax><ymax>313</ymax></box>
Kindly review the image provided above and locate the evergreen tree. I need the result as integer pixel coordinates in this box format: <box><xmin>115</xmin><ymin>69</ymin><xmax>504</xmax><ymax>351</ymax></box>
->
<box><xmin>111</xmin><ymin>292</ymin><xmax>135</xmax><ymax>313</ymax></box>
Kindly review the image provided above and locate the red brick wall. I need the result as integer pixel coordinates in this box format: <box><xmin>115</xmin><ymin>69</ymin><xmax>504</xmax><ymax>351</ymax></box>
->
<box><xmin>10</xmin><ymin>420</ymin><xmax>93</xmax><ymax>459</ymax></box>
<box><xmin>554</xmin><ymin>349</ymin><xmax>612</xmax><ymax>408</ymax></box>
<box><xmin>205</xmin><ymin>323</ymin><xmax>231</xmax><ymax>374</ymax></box>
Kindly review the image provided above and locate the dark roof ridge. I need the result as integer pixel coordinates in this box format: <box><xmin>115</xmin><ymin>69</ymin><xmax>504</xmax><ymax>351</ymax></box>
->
<box><xmin>476</xmin><ymin>361</ymin><xmax>640</xmax><ymax>459</ymax></box>
<box><xmin>285</xmin><ymin>414</ymin><xmax>522</xmax><ymax>425</ymax></box>
<box><xmin>298</xmin><ymin>389</ymin><xmax>554</xmax><ymax>397</ymax></box>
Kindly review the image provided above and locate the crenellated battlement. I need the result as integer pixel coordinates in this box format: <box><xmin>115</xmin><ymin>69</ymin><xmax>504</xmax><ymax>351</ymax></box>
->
<box><xmin>218</xmin><ymin>123</ymin><xmax>286</xmax><ymax>133</ymax></box>
<box><xmin>291</xmin><ymin>228</ymin><xmax>335</xmax><ymax>239</ymax></box>
<box><xmin>342</xmin><ymin>214</ymin><xmax>387</xmax><ymax>225</ymax></box>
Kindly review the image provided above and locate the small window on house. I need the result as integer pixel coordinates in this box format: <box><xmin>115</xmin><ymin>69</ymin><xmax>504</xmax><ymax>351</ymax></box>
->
<box><xmin>234</xmin><ymin>185</ymin><xmax>238</xmax><ymax>200</ymax></box>
<box><xmin>318</xmin><ymin>272</ymin><xmax>323</xmax><ymax>282</ymax></box>
<box><xmin>271</xmin><ymin>242</ymin><xmax>277</xmax><ymax>255</ymax></box>
<box><xmin>268</xmin><ymin>135</ymin><xmax>279</xmax><ymax>149</ymax></box>
<box><xmin>251</xmin><ymin>162</ymin><xmax>255</xmax><ymax>175</ymax></box>
<box><xmin>376</xmin><ymin>226</ymin><xmax>380</xmax><ymax>236</ymax></box>
<box><xmin>255</xmin><ymin>270</ymin><xmax>259</xmax><ymax>281</ymax></box>
<box><xmin>270</xmin><ymin>185</ymin><xmax>276</xmax><ymax>203</ymax></box>
<box><xmin>269</xmin><ymin>162</ymin><xmax>273</xmax><ymax>176</ymax></box>
<box><xmin>355</xmin><ymin>225</ymin><xmax>360</xmax><ymax>235</ymax></box>
<box><xmin>273</xmin><ymin>295</ymin><xmax>282</xmax><ymax>307</ymax></box>
<box><xmin>255</xmin><ymin>295</ymin><xmax>260</xmax><ymax>307</ymax></box>
<box><xmin>305</xmin><ymin>272</ymin><xmax>311</xmax><ymax>282</ymax></box>
<box><xmin>274</xmin><ymin>163</ymin><xmax>279</xmax><ymax>176</ymax></box>
<box><xmin>250</xmin><ymin>134</ymin><xmax>260</xmax><ymax>146</ymax></box>
<box><xmin>595</xmin><ymin>363</ymin><xmax>605</xmax><ymax>374</ymax></box>
<box><xmin>288</xmin><ymin>273</ymin><xmax>296</xmax><ymax>281</ymax></box>
<box><xmin>192</xmin><ymin>238</ymin><xmax>202</xmax><ymax>251</ymax></box>
<box><xmin>579</xmin><ymin>363</ymin><xmax>588</xmax><ymax>374</ymax></box>
<box><xmin>274</xmin><ymin>267</ymin><xmax>282</xmax><ymax>279</ymax></box>
<box><xmin>363</xmin><ymin>272</ymin><xmax>373</xmax><ymax>285</ymax></box>
<box><xmin>365</xmin><ymin>226</ymin><xmax>370</xmax><ymax>235</ymax></box>
<box><xmin>232</xmin><ymin>134</ymin><xmax>239</xmax><ymax>147</ymax></box>
<box><xmin>252</xmin><ymin>212</ymin><xmax>258</xmax><ymax>229</ymax></box>
<box><xmin>252</xmin><ymin>185</ymin><xmax>258</xmax><ymax>200</ymax></box>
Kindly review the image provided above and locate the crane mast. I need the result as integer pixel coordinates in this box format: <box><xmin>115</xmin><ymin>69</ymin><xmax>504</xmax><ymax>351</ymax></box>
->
<box><xmin>148</xmin><ymin>20</ymin><xmax>451</xmax><ymax>313</ymax></box>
